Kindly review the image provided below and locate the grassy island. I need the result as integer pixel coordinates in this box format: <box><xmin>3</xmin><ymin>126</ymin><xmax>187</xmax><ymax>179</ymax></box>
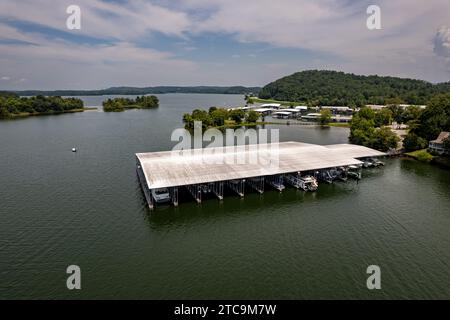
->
<box><xmin>0</xmin><ymin>93</ymin><xmax>84</xmax><ymax>119</ymax></box>
<box><xmin>102</xmin><ymin>95</ymin><xmax>159</xmax><ymax>112</ymax></box>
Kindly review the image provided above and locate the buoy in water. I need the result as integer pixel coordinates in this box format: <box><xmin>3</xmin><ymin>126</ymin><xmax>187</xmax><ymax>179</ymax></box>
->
<box><xmin>72</xmin><ymin>148</ymin><xmax>77</xmax><ymax>152</ymax></box>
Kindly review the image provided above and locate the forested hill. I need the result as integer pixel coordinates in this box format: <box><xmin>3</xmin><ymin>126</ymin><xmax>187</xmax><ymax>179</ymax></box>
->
<box><xmin>258</xmin><ymin>70</ymin><xmax>450</xmax><ymax>106</ymax></box>
<box><xmin>10</xmin><ymin>86</ymin><xmax>261</xmax><ymax>97</ymax></box>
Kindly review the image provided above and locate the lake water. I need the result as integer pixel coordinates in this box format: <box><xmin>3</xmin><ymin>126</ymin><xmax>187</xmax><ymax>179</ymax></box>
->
<box><xmin>0</xmin><ymin>94</ymin><xmax>449</xmax><ymax>299</ymax></box>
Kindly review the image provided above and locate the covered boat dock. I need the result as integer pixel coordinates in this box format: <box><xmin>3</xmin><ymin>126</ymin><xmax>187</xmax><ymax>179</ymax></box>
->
<box><xmin>136</xmin><ymin>141</ymin><xmax>386</xmax><ymax>209</ymax></box>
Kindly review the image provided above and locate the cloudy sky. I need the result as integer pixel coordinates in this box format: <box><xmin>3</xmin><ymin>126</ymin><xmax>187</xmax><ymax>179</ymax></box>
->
<box><xmin>0</xmin><ymin>0</ymin><xmax>449</xmax><ymax>90</ymax></box>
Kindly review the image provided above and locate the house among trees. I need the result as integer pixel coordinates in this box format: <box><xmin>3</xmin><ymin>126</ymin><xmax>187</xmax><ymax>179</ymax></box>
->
<box><xmin>429</xmin><ymin>132</ymin><xmax>450</xmax><ymax>154</ymax></box>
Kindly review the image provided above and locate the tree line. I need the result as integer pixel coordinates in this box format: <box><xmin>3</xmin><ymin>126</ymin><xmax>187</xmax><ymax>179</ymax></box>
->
<box><xmin>183</xmin><ymin>107</ymin><xmax>260</xmax><ymax>130</ymax></box>
<box><xmin>349</xmin><ymin>92</ymin><xmax>450</xmax><ymax>152</ymax></box>
<box><xmin>259</xmin><ymin>70</ymin><xmax>450</xmax><ymax>106</ymax></box>
<box><xmin>0</xmin><ymin>94</ymin><xmax>84</xmax><ymax>119</ymax></box>
<box><xmin>102</xmin><ymin>95</ymin><xmax>159</xmax><ymax>112</ymax></box>
<box><xmin>10</xmin><ymin>86</ymin><xmax>261</xmax><ymax>97</ymax></box>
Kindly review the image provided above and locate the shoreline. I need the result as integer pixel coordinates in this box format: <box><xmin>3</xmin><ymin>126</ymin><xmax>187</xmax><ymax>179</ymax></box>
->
<box><xmin>1</xmin><ymin>108</ymin><xmax>96</xmax><ymax>120</ymax></box>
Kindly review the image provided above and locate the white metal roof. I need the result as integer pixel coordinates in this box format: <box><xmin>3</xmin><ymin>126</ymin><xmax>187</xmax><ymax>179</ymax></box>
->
<box><xmin>321</xmin><ymin>106</ymin><xmax>351</xmax><ymax>110</ymax></box>
<box><xmin>273</xmin><ymin>111</ymin><xmax>292</xmax><ymax>115</ymax></box>
<box><xmin>254</xmin><ymin>108</ymin><xmax>273</xmax><ymax>112</ymax></box>
<box><xmin>136</xmin><ymin>142</ymin><xmax>386</xmax><ymax>189</ymax></box>
<box><xmin>260</xmin><ymin>103</ymin><xmax>281</xmax><ymax>107</ymax></box>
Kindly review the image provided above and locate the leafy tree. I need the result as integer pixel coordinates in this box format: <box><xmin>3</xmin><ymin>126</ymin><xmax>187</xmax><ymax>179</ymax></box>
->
<box><xmin>319</xmin><ymin>109</ymin><xmax>332</xmax><ymax>125</ymax></box>
<box><xmin>369</xmin><ymin>127</ymin><xmax>399</xmax><ymax>151</ymax></box>
<box><xmin>0</xmin><ymin>105</ymin><xmax>9</xmax><ymax>118</ymax></box>
<box><xmin>387</xmin><ymin>105</ymin><xmax>405</xmax><ymax>123</ymax></box>
<box><xmin>412</xmin><ymin>92</ymin><xmax>450</xmax><ymax>141</ymax></box>
<box><xmin>210</xmin><ymin>108</ymin><xmax>229</xmax><ymax>126</ymax></box>
<box><xmin>444</xmin><ymin>138</ymin><xmax>450</xmax><ymax>152</ymax></box>
<box><xmin>208</xmin><ymin>106</ymin><xmax>218</xmax><ymax>114</ymax></box>
<box><xmin>246</xmin><ymin>110</ymin><xmax>260</xmax><ymax>123</ymax></box>
<box><xmin>403</xmin><ymin>106</ymin><xmax>422</xmax><ymax>123</ymax></box>
<box><xmin>374</xmin><ymin>108</ymin><xmax>393</xmax><ymax>127</ymax></box>
<box><xmin>358</xmin><ymin>107</ymin><xmax>376</xmax><ymax>121</ymax></box>
<box><xmin>403</xmin><ymin>133</ymin><xmax>427</xmax><ymax>151</ymax></box>
<box><xmin>229</xmin><ymin>109</ymin><xmax>245</xmax><ymax>124</ymax></box>
<box><xmin>350</xmin><ymin>108</ymin><xmax>398</xmax><ymax>151</ymax></box>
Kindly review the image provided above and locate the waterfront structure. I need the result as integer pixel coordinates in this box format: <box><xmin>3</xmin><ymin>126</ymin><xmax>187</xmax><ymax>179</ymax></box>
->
<box><xmin>260</xmin><ymin>103</ymin><xmax>281</xmax><ymax>109</ymax></box>
<box><xmin>300</xmin><ymin>113</ymin><xmax>352</xmax><ymax>123</ymax></box>
<box><xmin>321</xmin><ymin>106</ymin><xmax>353</xmax><ymax>115</ymax></box>
<box><xmin>254</xmin><ymin>108</ymin><xmax>274</xmax><ymax>116</ymax></box>
<box><xmin>136</xmin><ymin>142</ymin><xmax>385</xmax><ymax>209</ymax></box>
<box><xmin>366</xmin><ymin>104</ymin><xmax>427</xmax><ymax>110</ymax></box>
<box><xmin>272</xmin><ymin>111</ymin><xmax>294</xmax><ymax>119</ymax></box>
<box><xmin>429</xmin><ymin>132</ymin><xmax>450</xmax><ymax>154</ymax></box>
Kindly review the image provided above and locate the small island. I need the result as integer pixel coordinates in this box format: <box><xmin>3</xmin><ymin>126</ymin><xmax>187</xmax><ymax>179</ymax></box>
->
<box><xmin>0</xmin><ymin>93</ymin><xmax>84</xmax><ymax>119</ymax></box>
<box><xmin>102</xmin><ymin>95</ymin><xmax>159</xmax><ymax>112</ymax></box>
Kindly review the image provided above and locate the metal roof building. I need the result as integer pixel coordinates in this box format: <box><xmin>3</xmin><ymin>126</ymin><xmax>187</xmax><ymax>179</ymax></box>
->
<box><xmin>136</xmin><ymin>142</ymin><xmax>385</xmax><ymax>190</ymax></box>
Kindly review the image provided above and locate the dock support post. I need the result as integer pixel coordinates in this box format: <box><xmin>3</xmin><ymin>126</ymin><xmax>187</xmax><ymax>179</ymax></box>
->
<box><xmin>267</xmin><ymin>174</ymin><xmax>285</xmax><ymax>191</ymax></box>
<box><xmin>247</xmin><ymin>177</ymin><xmax>264</xmax><ymax>194</ymax></box>
<box><xmin>186</xmin><ymin>184</ymin><xmax>202</xmax><ymax>203</ymax></box>
<box><xmin>212</xmin><ymin>181</ymin><xmax>224</xmax><ymax>200</ymax></box>
<box><xmin>227</xmin><ymin>179</ymin><xmax>245</xmax><ymax>197</ymax></box>
<box><xmin>170</xmin><ymin>187</ymin><xmax>179</xmax><ymax>207</ymax></box>
<box><xmin>136</xmin><ymin>161</ymin><xmax>154</xmax><ymax>210</ymax></box>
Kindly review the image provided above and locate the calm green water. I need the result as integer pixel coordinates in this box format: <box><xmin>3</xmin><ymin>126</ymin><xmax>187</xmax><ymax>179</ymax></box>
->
<box><xmin>0</xmin><ymin>94</ymin><xmax>449</xmax><ymax>299</ymax></box>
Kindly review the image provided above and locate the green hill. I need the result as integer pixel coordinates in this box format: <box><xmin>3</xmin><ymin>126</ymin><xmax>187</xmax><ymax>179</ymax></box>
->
<box><xmin>258</xmin><ymin>70</ymin><xmax>450</xmax><ymax>106</ymax></box>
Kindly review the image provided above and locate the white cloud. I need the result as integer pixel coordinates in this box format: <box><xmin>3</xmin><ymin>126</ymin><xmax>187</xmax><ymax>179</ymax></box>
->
<box><xmin>180</xmin><ymin>0</ymin><xmax>450</xmax><ymax>81</ymax></box>
<box><xmin>0</xmin><ymin>0</ymin><xmax>192</xmax><ymax>40</ymax></box>
<box><xmin>434</xmin><ymin>26</ymin><xmax>450</xmax><ymax>58</ymax></box>
<box><xmin>1</xmin><ymin>0</ymin><xmax>450</xmax><ymax>88</ymax></box>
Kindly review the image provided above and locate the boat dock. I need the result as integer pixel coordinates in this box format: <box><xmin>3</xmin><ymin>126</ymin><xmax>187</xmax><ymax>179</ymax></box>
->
<box><xmin>136</xmin><ymin>141</ymin><xmax>386</xmax><ymax>209</ymax></box>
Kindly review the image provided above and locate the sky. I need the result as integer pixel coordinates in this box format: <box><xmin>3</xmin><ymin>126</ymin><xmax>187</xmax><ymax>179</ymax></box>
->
<box><xmin>0</xmin><ymin>0</ymin><xmax>449</xmax><ymax>90</ymax></box>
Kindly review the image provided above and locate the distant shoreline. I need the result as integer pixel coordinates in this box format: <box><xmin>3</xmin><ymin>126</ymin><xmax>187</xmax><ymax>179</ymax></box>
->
<box><xmin>9</xmin><ymin>86</ymin><xmax>260</xmax><ymax>97</ymax></box>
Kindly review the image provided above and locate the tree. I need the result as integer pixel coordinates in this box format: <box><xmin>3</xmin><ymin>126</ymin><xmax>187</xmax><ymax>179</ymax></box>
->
<box><xmin>319</xmin><ymin>109</ymin><xmax>332</xmax><ymax>125</ymax></box>
<box><xmin>412</xmin><ymin>92</ymin><xmax>450</xmax><ymax>141</ymax></box>
<box><xmin>403</xmin><ymin>133</ymin><xmax>427</xmax><ymax>151</ymax></box>
<box><xmin>208</xmin><ymin>106</ymin><xmax>217</xmax><ymax>114</ymax></box>
<box><xmin>229</xmin><ymin>109</ymin><xmax>245</xmax><ymax>124</ymax></box>
<box><xmin>374</xmin><ymin>108</ymin><xmax>393</xmax><ymax>127</ymax></box>
<box><xmin>444</xmin><ymin>138</ymin><xmax>450</xmax><ymax>153</ymax></box>
<box><xmin>369</xmin><ymin>127</ymin><xmax>399</xmax><ymax>151</ymax></box>
<box><xmin>350</xmin><ymin>108</ymin><xmax>398</xmax><ymax>151</ymax></box>
<box><xmin>387</xmin><ymin>105</ymin><xmax>405</xmax><ymax>123</ymax></box>
<box><xmin>210</xmin><ymin>108</ymin><xmax>229</xmax><ymax>126</ymax></box>
<box><xmin>403</xmin><ymin>106</ymin><xmax>422</xmax><ymax>123</ymax></box>
<box><xmin>0</xmin><ymin>105</ymin><xmax>9</xmax><ymax>118</ymax></box>
<box><xmin>349</xmin><ymin>116</ymin><xmax>375</xmax><ymax>145</ymax></box>
<box><xmin>246</xmin><ymin>110</ymin><xmax>260</xmax><ymax>123</ymax></box>
<box><xmin>358</xmin><ymin>107</ymin><xmax>376</xmax><ymax>121</ymax></box>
